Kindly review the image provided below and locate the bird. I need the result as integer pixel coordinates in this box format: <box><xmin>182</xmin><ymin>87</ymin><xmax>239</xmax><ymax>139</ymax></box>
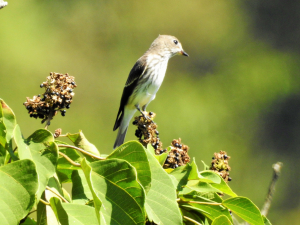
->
<box><xmin>113</xmin><ymin>35</ymin><xmax>188</xmax><ymax>149</ymax></box>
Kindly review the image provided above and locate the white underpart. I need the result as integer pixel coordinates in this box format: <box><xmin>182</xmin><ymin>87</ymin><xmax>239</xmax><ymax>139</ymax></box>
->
<box><xmin>129</xmin><ymin>52</ymin><xmax>172</xmax><ymax>110</ymax></box>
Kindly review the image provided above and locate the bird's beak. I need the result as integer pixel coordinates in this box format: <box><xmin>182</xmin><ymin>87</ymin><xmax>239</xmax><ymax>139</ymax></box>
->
<box><xmin>181</xmin><ymin>50</ymin><xmax>189</xmax><ymax>57</ymax></box>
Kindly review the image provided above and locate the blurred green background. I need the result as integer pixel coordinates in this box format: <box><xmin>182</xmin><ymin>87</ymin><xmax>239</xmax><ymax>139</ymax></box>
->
<box><xmin>1</xmin><ymin>1</ymin><xmax>299</xmax><ymax>224</ymax></box>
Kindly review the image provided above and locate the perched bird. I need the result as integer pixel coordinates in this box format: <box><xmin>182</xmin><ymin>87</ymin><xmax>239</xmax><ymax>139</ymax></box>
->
<box><xmin>113</xmin><ymin>35</ymin><xmax>188</xmax><ymax>149</ymax></box>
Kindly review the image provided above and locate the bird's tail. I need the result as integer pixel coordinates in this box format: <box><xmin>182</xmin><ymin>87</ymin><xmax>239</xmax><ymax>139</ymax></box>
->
<box><xmin>113</xmin><ymin>108</ymin><xmax>136</xmax><ymax>149</ymax></box>
<box><xmin>113</xmin><ymin>126</ymin><xmax>128</xmax><ymax>149</ymax></box>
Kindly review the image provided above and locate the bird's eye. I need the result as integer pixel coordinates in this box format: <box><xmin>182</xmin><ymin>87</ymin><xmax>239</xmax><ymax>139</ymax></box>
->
<box><xmin>173</xmin><ymin>40</ymin><xmax>178</xmax><ymax>45</ymax></box>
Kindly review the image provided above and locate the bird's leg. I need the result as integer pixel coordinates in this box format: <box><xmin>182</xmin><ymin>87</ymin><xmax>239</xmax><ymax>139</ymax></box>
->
<box><xmin>136</xmin><ymin>105</ymin><xmax>154</xmax><ymax>123</ymax></box>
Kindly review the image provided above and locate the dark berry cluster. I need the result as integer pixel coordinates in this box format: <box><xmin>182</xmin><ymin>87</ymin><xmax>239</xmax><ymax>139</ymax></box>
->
<box><xmin>133</xmin><ymin>111</ymin><xmax>163</xmax><ymax>152</ymax></box>
<box><xmin>210</xmin><ymin>151</ymin><xmax>231</xmax><ymax>182</ymax></box>
<box><xmin>23</xmin><ymin>72</ymin><xmax>76</xmax><ymax>126</ymax></box>
<box><xmin>163</xmin><ymin>138</ymin><xmax>190</xmax><ymax>169</ymax></box>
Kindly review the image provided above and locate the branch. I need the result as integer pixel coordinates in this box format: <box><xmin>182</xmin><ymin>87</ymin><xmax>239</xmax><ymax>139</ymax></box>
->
<box><xmin>57</xmin><ymin>144</ymin><xmax>105</xmax><ymax>160</ymax></box>
<box><xmin>46</xmin><ymin>186</ymin><xmax>69</xmax><ymax>203</ymax></box>
<box><xmin>39</xmin><ymin>199</ymin><xmax>50</xmax><ymax>205</ymax></box>
<box><xmin>58</xmin><ymin>151</ymin><xmax>81</xmax><ymax>167</ymax></box>
<box><xmin>261</xmin><ymin>162</ymin><xmax>283</xmax><ymax>216</ymax></box>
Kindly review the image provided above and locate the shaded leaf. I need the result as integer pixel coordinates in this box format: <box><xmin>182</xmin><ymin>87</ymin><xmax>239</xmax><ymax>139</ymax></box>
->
<box><xmin>187</xmin><ymin>180</ymin><xmax>222</xmax><ymax>193</ymax></box>
<box><xmin>71</xmin><ymin>169</ymin><xmax>92</xmax><ymax>204</ymax></box>
<box><xmin>223</xmin><ymin>197</ymin><xmax>264</xmax><ymax>225</ymax></box>
<box><xmin>199</xmin><ymin>170</ymin><xmax>222</xmax><ymax>184</ymax></box>
<box><xmin>0</xmin><ymin>159</ymin><xmax>38</xmax><ymax>225</ymax></box>
<box><xmin>108</xmin><ymin>141</ymin><xmax>151</xmax><ymax>192</ymax></box>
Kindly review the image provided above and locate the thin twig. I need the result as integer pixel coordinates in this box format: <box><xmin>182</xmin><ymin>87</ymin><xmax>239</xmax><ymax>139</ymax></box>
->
<box><xmin>59</xmin><ymin>151</ymin><xmax>81</xmax><ymax>167</ymax></box>
<box><xmin>46</xmin><ymin>186</ymin><xmax>69</xmax><ymax>203</ymax></box>
<box><xmin>57</xmin><ymin>144</ymin><xmax>105</xmax><ymax>160</ymax></box>
<box><xmin>183</xmin><ymin>216</ymin><xmax>203</xmax><ymax>225</ymax></box>
<box><xmin>39</xmin><ymin>199</ymin><xmax>50</xmax><ymax>205</ymax></box>
<box><xmin>261</xmin><ymin>162</ymin><xmax>283</xmax><ymax>216</ymax></box>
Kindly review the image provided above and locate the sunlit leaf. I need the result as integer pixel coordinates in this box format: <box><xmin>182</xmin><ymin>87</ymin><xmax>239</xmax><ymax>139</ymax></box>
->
<box><xmin>0</xmin><ymin>159</ymin><xmax>38</xmax><ymax>225</ymax></box>
<box><xmin>223</xmin><ymin>197</ymin><xmax>264</xmax><ymax>225</ymax></box>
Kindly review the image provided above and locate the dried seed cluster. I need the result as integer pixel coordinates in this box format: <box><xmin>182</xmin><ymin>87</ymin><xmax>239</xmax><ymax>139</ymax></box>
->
<box><xmin>163</xmin><ymin>138</ymin><xmax>190</xmax><ymax>169</ymax></box>
<box><xmin>133</xmin><ymin>112</ymin><xmax>163</xmax><ymax>152</ymax></box>
<box><xmin>133</xmin><ymin>112</ymin><xmax>190</xmax><ymax>169</ymax></box>
<box><xmin>23</xmin><ymin>72</ymin><xmax>76</xmax><ymax>126</ymax></box>
<box><xmin>210</xmin><ymin>151</ymin><xmax>231</xmax><ymax>182</ymax></box>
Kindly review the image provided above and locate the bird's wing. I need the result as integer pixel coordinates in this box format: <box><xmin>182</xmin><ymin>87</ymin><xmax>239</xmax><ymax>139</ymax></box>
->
<box><xmin>113</xmin><ymin>57</ymin><xmax>148</xmax><ymax>131</ymax></box>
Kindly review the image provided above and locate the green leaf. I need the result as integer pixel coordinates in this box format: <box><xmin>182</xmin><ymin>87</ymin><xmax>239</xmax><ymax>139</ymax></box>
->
<box><xmin>67</xmin><ymin>131</ymin><xmax>100</xmax><ymax>158</ymax></box>
<box><xmin>0</xmin><ymin>159</ymin><xmax>38</xmax><ymax>225</ymax></box>
<box><xmin>212</xmin><ymin>215</ymin><xmax>233</xmax><ymax>225</ymax></box>
<box><xmin>223</xmin><ymin>197</ymin><xmax>264</xmax><ymax>225</ymax></box>
<box><xmin>57</xmin><ymin>169</ymin><xmax>73</xmax><ymax>183</ymax></box>
<box><xmin>81</xmin><ymin>158</ymin><xmax>145</xmax><ymax>224</ymax></box>
<box><xmin>169</xmin><ymin>163</ymin><xmax>192</xmax><ymax>191</ymax></box>
<box><xmin>71</xmin><ymin>169</ymin><xmax>92</xmax><ymax>204</ymax></box>
<box><xmin>210</xmin><ymin>178</ymin><xmax>237</xmax><ymax>197</ymax></box>
<box><xmin>50</xmin><ymin>197</ymin><xmax>99</xmax><ymax>225</ymax></box>
<box><xmin>108</xmin><ymin>141</ymin><xmax>151</xmax><ymax>192</ymax></box>
<box><xmin>145</xmin><ymin>147</ymin><xmax>183</xmax><ymax>225</ymax></box>
<box><xmin>15</xmin><ymin>125</ymin><xmax>58</xmax><ymax>201</ymax></box>
<box><xmin>0</xmin><ymin>99</ymin><xmax>17</xmax><ymax>160</ymax></box>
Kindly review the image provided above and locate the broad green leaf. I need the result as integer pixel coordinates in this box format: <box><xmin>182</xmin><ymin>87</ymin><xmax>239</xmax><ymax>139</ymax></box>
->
<box><xmin>212</xmin><ymin>215</ymin><xmax>233</xmax><ymax>225</ymax></box>
<box><xmin>210</xmin><ymin>178</ymin><xmax>237</xmax><ymax>197</ymax></box>
<box><xmin>15</xmin><ymin>125</ymin><xmax>58</xmax><ymax>201</ymax></box>
<box><xmin>199</xmin><ymin>170</ymin><xmax>222</xmax><ymax>184</ymax></box>
<box><xmin>187</xmin><ymin>180</ymin><xmax>222</xmax><ymax>193</ymax></box>
<box><xmin>223</xmin><ymin>197</ymin><xmax>264</xmax><ymax>225</ymax></box>
<box><xmin>67</xmin><ymin>131</ymin><xmax>100</xmax><ymax>158</ymax></box>
<box><xmin>71</xmin><ymin>169</ymin><xmax>92</xmax><ymax>204</ymax></box>
<box><xmin>56</xmin><ymin>141</ymin><xmax>82</xmax><ymax>170</ymax></box>
<box><xmin>108</xmin><ymin>141</ymin><xmax>151</xmax><ymax>192</ymax></box>
<box><xmin>81</xmin><ymin>158</ymin><xmax>146</xmax><ymax>224</ymax></box>
<box><xmin>0</xmin><ymin>99</ymin><xmax>17</xmax><ymax>160</ymax></box>
<box><xmin>44</xmin><ymin>189</ymin><xmax>60</xmax><ymax>225</ymax></box>
<box><xmin>50</xmin><ymin>197</ymin><xmax>99</xmax><ymax>225</ymax></box>
<box><xmin>145</xmin><ymin>147</ymin><xmax>183</xmax><ymax>225</ymax></box>
<box><xmin>169</xmin><ymin>163</ymin><xmax>192</xmax><ymax>191</ymax></box>
<box><xmin>0</xmin><ymin>159</ymin><xmax>38</xmax><ymax>225</ymax></box>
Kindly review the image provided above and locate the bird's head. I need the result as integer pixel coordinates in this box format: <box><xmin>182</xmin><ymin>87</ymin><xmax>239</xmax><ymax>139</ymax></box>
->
<box><xmin>150</xmin><ymin>35</ymin><xmax>189</xmax><ymax>58</ymax></box>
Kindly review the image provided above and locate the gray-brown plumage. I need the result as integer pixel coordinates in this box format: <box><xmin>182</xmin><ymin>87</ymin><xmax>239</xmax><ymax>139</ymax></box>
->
<box><xmin>113</xmin><ymin>35</ymin><xmax>188</xmax><ymax>149</ymax></box>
